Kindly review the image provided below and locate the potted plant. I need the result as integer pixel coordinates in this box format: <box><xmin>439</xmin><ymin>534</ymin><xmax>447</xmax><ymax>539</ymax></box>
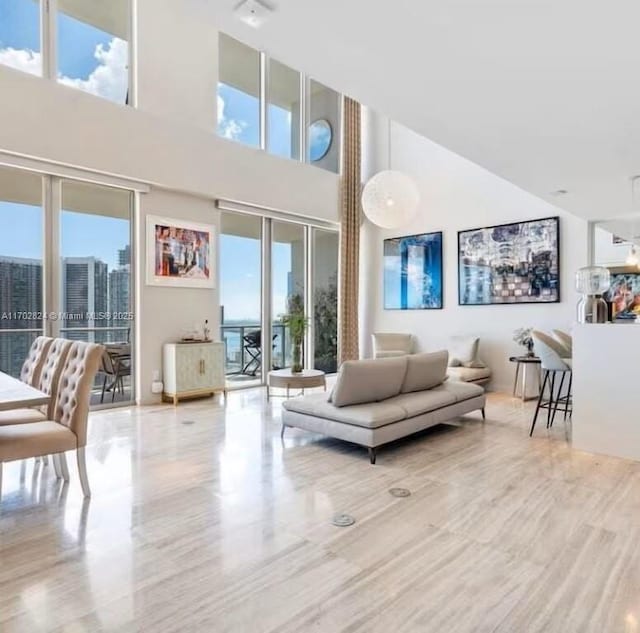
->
<box><xmin>281</xmin><ymin>293</ymin><xmax>308</xmax><ymax>373</ymax></box>
<box><xmin>513</xmin><ymin>327</ymin><xmax>535</xmax><ymax>357</ymax></box>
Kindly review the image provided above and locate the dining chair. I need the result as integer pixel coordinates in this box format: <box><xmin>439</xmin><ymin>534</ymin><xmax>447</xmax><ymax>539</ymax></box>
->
<box><xmin>99</xmin><ymin>347</ymin><xmax>131</xmax><ymax>403</ymax></box>
<box><xmin>0</xmin><ymin>338</ymin><xmax>72</xmax><ymax>427</ymax></box>
<box><xmin>19</xmin><ymin>336</ymin><xmax>54</xmax><ymax>387</ymax></box>
<box><xmin>0</xmin><ymin>341</ymin><xmax>103</xmax><ymax>498</ymax></box>
<box><xmin>529</xmin><ymin>330</ymin><xmax>572</xmax><ymax>437</ymax></box>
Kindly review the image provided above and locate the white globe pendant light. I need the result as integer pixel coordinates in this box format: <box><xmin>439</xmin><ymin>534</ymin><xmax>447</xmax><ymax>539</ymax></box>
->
<box><xmin>362</xmin><ymin>119</ymin><xmax>419</xmax><ymax>229</ymax></box>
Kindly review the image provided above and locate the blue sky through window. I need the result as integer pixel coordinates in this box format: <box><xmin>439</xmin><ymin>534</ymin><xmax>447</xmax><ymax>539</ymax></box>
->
<box><xmin>0</xmin><ymin>1</ymin><xmax>128</xmax><ymax>103</ymax></box>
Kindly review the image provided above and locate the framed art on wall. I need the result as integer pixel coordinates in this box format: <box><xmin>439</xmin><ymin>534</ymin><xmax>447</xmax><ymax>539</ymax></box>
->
<box><xmin>146</xmin><ymin>215</ymin><xmax>215</xmax><ymax>288</ymax></box>
<box><xmin>384</xmin><ymin>231</ymin><xmax>443</xmax><ymax>309</ymax></box>
<box><xmin>458</xmin><ymin>216</ymin><xmax>559</xmax><ymax>305</ymax></box>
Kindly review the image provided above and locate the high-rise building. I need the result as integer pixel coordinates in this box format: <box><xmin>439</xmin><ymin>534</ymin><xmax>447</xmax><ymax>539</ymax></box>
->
<box><xmin>0</xmin><ymin>256</ymin><xmax>43</xmax><ymax>377</ymax></box>
<box><xmin>62</xmin><ymin>257</ymin><xmax>108</xmax><ymax>342</ymax></box>
<box><xmin>118</xmin><ymin>245</ymin><xmax>130</xmax><ymax>267</ymax></box>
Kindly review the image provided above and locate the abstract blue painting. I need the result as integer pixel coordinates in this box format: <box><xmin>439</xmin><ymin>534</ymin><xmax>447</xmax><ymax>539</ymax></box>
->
<box><xmin>384</xmin><ymin>232</ymin><xmax>443</xmax><ymax>310</ymax></box>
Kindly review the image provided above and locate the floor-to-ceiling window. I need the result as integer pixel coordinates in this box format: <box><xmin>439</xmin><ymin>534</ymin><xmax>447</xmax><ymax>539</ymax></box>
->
<box><xmin>59</xmin><ymin>180</ymin><xmax>133</xmax><ymax>404</ymax></box>
<box><xmin>217</xmin><ymin>33</ymin><xmax>260</xmax><ymax>148</ymax></box>
<box><xmin>219</xmin><ymin>213</ymin><xmax>263</xmax><ymax>388</ymax></box>
<box><xmin>312</xmin><ymin>229</ymin><xmax>338</xmax><ymax>373</ymax></box>
<box><xmin>272</xmin><ymin>221</ymin><xmax>306</xmax><ymax>369</ymax></box>
<box><xmin>0</xmin><ymin>165</ymin><xmax>135</xmax><ymax>406</ymax></box>
<box><xmin>0</xmin><ymin>166</ymin><xmax>43</xmax><ymax>378</ymax></box>
<box><xmin>219</xmin><ymin>206</ymin><xmax>338</xmax><ymax>389</ymax></box>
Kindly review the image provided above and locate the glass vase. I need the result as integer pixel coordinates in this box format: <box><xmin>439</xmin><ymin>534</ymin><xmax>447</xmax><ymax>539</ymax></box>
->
<box><xmin>291</xmin><ymin>339</ymin><xmax>303</xmax><ymax>373</ymax></box>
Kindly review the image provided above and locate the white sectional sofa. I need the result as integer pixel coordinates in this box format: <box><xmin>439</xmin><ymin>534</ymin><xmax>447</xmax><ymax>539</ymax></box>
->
<box><xmin>281</xmin><ymin>351</ymin><xmax>486</xmax><ymax>463</ymax></box>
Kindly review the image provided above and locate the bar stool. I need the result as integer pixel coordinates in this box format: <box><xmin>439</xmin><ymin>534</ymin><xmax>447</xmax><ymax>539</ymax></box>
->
<box><xmin>529</xmin><ymin>330</ymin><xmax>572</xmax><ymax>437</ymax></box>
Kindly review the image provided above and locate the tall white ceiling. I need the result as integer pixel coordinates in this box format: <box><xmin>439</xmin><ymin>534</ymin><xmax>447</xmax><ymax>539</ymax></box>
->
<box><xmin>201</xmin><ymin>0</ymin><xmax>640</xmax><ymax>221</ymax></box>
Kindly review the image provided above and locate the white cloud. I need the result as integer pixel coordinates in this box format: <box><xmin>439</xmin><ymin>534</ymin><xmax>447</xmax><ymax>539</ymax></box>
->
<box><xmin>58</xmin><ymin>38</ymin><xmax>128</xmax><ymax>103</ymax></box>
<box><xmin>0</xmin><ymin>47</ymin><xmax>41</xmax><ymax>76</ymax></box>
<box><xmin>0</xmin><ymin>38</ymin><xmax>128</xmax><ymax>103</ymax></box>
<box><xmin>217</xmin><ymin>94</ymin><xmax>245</xmax><ymax>140</ymax></box>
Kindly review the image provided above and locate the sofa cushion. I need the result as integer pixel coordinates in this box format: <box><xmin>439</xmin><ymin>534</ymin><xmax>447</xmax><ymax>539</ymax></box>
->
<box><xmin>400</xmin><ymin>350</ymin><xmax>448</xmax><ymax>394</ymax></box>
<box><xmin>447</xmin><ymin>366</ymin><xmax>492</xmax><ymax>384</ymax></box>
<box><xmin>283</xmin><ymin>393</ymin><xmax>407</xmax><ymax>429</ymax></box>
<box><xmin>438</xmin><ymin>380</ymin><xmax>485</xmax><ymax>401</ymax></box>
<box><xmin>449</xmin><ymin>336</ymin><xmax>479</xmax><ymax>367</ymax></box>
<box><xmin>386</xmin><ymin>388</ymin><xmax>457</xmax><ymax>418</ymax></box>
<box><xmin>330</xmin><ymin>356</ymin><xmax>408</xmax><ymax>407</ymax></box>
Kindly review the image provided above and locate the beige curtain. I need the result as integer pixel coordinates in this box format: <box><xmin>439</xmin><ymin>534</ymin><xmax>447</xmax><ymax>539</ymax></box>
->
<box><xmin>338</xmin><ymin>97</ymin><xmax>361</xmax><ymax>364</ymax></box>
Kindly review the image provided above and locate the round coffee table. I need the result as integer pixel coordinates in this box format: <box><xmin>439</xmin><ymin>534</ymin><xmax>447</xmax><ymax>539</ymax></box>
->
<box><xmin>509</xmin><ymin>355</ymin><xmax>542</xmax><ymax>401</ymax></box>
<box><xmin>267</xmin><ymin>368</ymin><xmax>326</xmax><ymax>400</ymax></box>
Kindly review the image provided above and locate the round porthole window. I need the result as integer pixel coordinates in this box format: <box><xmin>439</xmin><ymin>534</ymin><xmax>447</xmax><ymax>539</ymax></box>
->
<box><xmin>309</xmin><ymin>119</ymin><xmax>333</xmax><ymax>162</ymax></box>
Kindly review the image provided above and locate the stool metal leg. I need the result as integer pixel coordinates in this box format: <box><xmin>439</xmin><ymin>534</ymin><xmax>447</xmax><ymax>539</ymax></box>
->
<box><xmin>530</xmin><ymin>370</ymin><xmax>549</xmax><ymax>436</ymax></box>
<box><xmin>550</xmin><ymin>372</ymin><xmax>566</xmax><ymax>427</ymax></box>
<box><xmin>564</xmin><ymin>373</ymin><xmax>573</xmax><ymax>421</ymax></box>
<box><xmin>546</xmin><ymin>372</ymin><xmax>557</xmax><ymax>429</ymax></box>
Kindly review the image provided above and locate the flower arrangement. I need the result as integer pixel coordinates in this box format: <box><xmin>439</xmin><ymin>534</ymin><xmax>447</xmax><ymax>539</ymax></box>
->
<box><xmin>513</xmin><ymin>327</ymin><xmax>535</xmax><ymax>356</ymax></box>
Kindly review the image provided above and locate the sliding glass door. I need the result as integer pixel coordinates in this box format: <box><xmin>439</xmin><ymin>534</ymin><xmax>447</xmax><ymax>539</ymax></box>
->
<box><xmin>312</xmin><ymin>229</ymin><xmax>339</xmax><ymax>373</ymax></box>
<box><xmin>219</xmin><ymin>213</ymin><xmax>263</xmax><ymax>388</ymax></box>
<box><xmin>272</xmin><ymin>220</ymin><xmax>306</xmax><ymax>370</ymax></box>
<box><xmin>59</xmin><ymin>180</ymin><xmax>134</xmax><ymax>405</ymax></box>
<box><xmin>219</xmin><ymin>209</ymin><xmax>338</xmax><ymax>389</ymax></box>
<box><xmin>0</xmin><ymin>166</ymin><xmax>135</xmax><ymax>406</ymax></box>
<box><xmin>0</xmin><ymin>166</ymin><xmax>44</xmax><ymax>378</ymax></box>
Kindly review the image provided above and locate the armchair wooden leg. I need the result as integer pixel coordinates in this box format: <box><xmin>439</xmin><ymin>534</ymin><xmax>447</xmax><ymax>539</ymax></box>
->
<box><xmin>59</xmin><ymin>452</ymin><xmax>70</xmax><ymax>482</ymax></box>
<box><xmin>368</xmin><ymin>447</ymin><xmax>377</xmax><ymax>465</ymax></box>
<box><xmin>77</xmin><ymin>448</ymin><xmax>91</xmax><ymax>498</ymax></box>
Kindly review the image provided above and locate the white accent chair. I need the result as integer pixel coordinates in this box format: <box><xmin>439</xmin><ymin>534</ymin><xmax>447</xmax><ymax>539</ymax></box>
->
<box><xmin>446</xmin><ymin>336</ymin><xmax>492</xmax><ymax>386</ymax></box>
<box><xmin>372</xmin><ymin>333</ymin><xmax>413</xmax><ymax>359</ymax></box>
<box><xmin>552</xmin><ymin>330</ymin><xmax>572</xmax><ymax>357</ymax></box>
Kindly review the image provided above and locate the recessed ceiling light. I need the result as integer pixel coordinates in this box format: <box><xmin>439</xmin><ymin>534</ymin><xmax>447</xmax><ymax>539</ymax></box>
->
<box><xmin>550</xmin><ymin>189</ymin><xmax>568</xmax><ymax>197</ymax></box>
<box><xmin>235</xmin><ymin>0</ymin><xmax>272</xmax><ymax>28</ymax></box>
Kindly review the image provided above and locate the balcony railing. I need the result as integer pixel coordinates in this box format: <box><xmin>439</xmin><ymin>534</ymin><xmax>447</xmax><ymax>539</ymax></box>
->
<box><xmin>221</xmin><ymin>323</ymin><xmax>288</xmax><ymax>377</ymax></box>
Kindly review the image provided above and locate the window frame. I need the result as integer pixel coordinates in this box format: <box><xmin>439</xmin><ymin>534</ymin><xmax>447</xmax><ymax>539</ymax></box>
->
<box><xmin>216</xmin><ymin>33</ymin><xmax>342</xmax><ymax>174</ymax></box>
<box><xmin>0</xmin><ymin>0</ymin><xmax>136</xmax><ymax>106</ymax></box>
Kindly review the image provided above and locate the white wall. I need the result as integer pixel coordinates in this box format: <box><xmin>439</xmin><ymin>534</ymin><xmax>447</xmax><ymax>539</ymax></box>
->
<box><xmin>360</xmin><ymin>110</ymin><xmax>589</xmax><ymax>392</ymax></box>
<box><xmin>136</xmin><ymin>189</ymin><xmax>220</xmax><ymax>405</ymax></box>
<box><xmin>0</xmin><ymin>1</ymin><xmax>340</xmax><ymax>404</ymax></box>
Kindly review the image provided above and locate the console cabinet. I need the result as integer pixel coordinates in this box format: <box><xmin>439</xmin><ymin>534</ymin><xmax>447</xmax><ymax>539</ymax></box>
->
<box><xmin>162</xmin><ymin>342</ymin><xmax>226</xmax><ymax>404</ymax></box>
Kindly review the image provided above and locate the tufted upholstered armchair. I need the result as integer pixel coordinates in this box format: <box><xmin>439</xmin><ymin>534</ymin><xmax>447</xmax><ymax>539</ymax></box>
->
<box><xmin>0</xmin><ymin>340</ymin><xmax>103</xmax><ymax>498</ymax></box>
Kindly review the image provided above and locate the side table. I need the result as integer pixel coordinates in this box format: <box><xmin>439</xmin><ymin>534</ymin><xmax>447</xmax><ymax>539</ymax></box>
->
<box><xmin>509</xmin><ymin>356</ymin><xmax>542</xmax><ymax>401</ymax></box>
<box><xmin>267</xmin><ymin>368</ymin><xmax>326</xmax><ymax>400</ymax></box>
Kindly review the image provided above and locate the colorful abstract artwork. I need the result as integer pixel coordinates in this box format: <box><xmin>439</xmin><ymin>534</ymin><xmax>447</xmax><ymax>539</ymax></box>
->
<box><xmin>384</xmin><ymin>232</ymin><xmax>443</xmax><ymax>310</ymax></box>
<box><xmin>458</xmin><ymin>217</ymin><xmax>560</xmax><ymax>305</ymax></box>
<box><xmin>146</xmin><ymin>215</ymin><xmax>215</xmax><ymax>288</ymax></box>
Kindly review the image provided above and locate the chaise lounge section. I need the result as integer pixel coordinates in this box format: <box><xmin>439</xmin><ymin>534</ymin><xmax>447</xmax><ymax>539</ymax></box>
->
<box><xmin>282</xmin><ymin>351</ymin><xmax>486</xmax><ymax>463</ymax></box>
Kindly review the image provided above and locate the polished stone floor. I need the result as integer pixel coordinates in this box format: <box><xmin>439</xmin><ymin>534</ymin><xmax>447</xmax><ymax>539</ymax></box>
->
<box><xmin>1</xmin><ymin>389</ymin><xmax>639</xmax><ymax>632</ymax></box>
